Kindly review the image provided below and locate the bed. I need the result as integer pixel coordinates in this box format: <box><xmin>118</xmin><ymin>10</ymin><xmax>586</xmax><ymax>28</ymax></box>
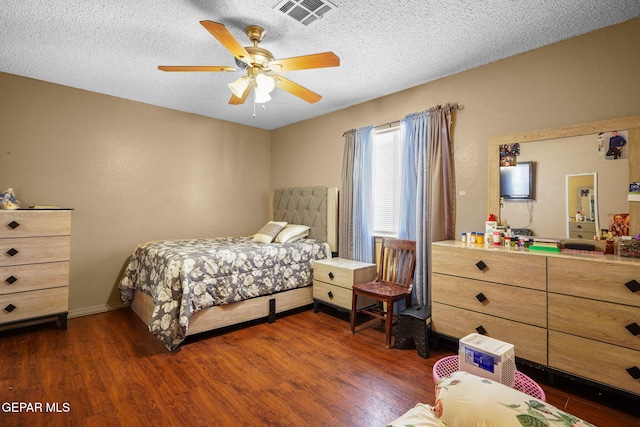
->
<box><xmin>119</xmin><ymin>186</ymin><xmax>338</xmax><ymax>350</ymax></box>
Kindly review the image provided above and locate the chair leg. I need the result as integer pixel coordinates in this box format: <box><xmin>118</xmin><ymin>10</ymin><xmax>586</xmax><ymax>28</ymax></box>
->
<box><xmin>350</xmin><ymin>292</ymin><xmax>358</xmax><ymax>333</ymax></box>
<box><xmin>385</xmin><ymin>300</ymin><xmax>394</xmax><ymax>349</ymax></box>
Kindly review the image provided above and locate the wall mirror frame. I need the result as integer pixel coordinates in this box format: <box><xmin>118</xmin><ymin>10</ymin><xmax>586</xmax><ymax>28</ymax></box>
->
<box><xmin>488</xmin><ymin>115</ymin><xmax>640</xmax><ymax>237</ymax></box>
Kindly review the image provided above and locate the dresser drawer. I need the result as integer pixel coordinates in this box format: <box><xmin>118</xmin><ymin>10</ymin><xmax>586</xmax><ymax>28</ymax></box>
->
<box><xmin>0</xmin><ymin>262</ymin><xmax>69</xmax><ymax>295</ymax></box>
<box><xmin>548</xmin><ymin>257</ymin><xmax>640</xmax><ymax>307</ymax></box>
<box><xmin>567</xmin><ymin>220</ymin><xmax>596</xmax><ymax>239</ymax></box>
<box><xmin>549</xmin><ymin>293</ymin><xmax>640</xmax><ymax>351</ymax></box>
<box><xmin>0</xmin><ymin>236</ymin><xmax>71</xmax><ymax>267</ymax></box>
<box><xmin>432</xmin><ymin>302</ymin><xmax>547</xmax><ymax>364</ymax></box>
<box><xmin>313</xmin><ymin>258</ymin><xmax>376</xmax><ymax>289</ymax></box>
<box><xmin>313</xmin><ymin>280</ymin><xmax>375</xmax><ymax>310</ymax></box>
<box><xmin>0</xmin><ymin>287</ymin><xmax>68</xmax><ymax>324</ymax></box>
<box><xmin>549</xmin><ymin>331</ymin><xmax>640</xmax><ymax>395</ymax></box>
<box><xmin>432</xmin><ymin>245</ymin><xmax>546</xmax><ymax>290</ymax></box>
<box><xmin>568</xmin><ymin>230</ymin><xmax>597</xmax><ymax>239</ymax></box>
<box><xmin>0</xmin><ymin>210</ymin><xmax>71</xmax><ymax>238</ymax></box>
<box><xmin>568</xmin><ymin>221</ymin><xmax>596</xmax><ymax>233</ymax></box>
<box><xmin>432</xmin><ymin>273</ymin><xmax>547</xmax><ymax>328</ymax></box>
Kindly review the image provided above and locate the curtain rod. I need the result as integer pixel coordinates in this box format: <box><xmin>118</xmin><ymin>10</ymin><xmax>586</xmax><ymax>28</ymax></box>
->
<box><xmin>343</xmin><ymin>102</ymin><xmax>463</xmax><ymax>137</ymax></box>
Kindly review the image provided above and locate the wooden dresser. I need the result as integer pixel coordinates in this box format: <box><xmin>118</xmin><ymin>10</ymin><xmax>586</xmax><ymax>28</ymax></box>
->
<box><xmin>0</xmin><ymin>209</ymin><xmax>72</xmax><ymax>330</ymax></box>
<box><xmin>313</xmin><ymin>257</ymin><xmax>377</xmax><ymax>312</ymax></box>
<box><xmin>432</xmin><ymin>240</ymin><xmax>640</xmax><ymax>397</ymax></box>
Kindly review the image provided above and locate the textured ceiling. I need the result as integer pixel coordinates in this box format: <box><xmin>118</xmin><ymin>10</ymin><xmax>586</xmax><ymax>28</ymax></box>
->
<box><xmin>2</xmin><ymin>1</ymin><xmax>640</xmax><ymax>130</ymax></box>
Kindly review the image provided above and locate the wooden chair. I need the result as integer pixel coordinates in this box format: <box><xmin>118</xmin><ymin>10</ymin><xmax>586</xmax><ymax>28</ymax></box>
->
<box><xmin>350</xmin><ymin>238</ymin><xmax>417</xmax><ymax>348</ymax></box>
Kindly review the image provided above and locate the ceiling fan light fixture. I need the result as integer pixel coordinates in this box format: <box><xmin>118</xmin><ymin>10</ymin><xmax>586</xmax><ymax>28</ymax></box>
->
<box><xmin>228</xmin><ymin>76</ymin><xmax>250</xmax><ymax>97</ymax></box>
<box><xmin>254</xmin><ymin>88</ymin><xmax>272</xmax><ymax>104</ymax></box>
<box><xmin>256</xmin><ymin>74</ymin><xmax>275</xmax><ymax>94</ymax></box>
<box><xmin>160</xmin><ymin>20</ymin><xmax>340</xmax><ymax>106</ymax></box>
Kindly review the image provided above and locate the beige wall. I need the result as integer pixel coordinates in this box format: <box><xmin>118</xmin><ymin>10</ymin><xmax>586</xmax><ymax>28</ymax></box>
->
<box><xmin>0</xmin><ymin>74</ymin><xmax>271</xmax><ymax>315</ymax></box>
<box><xmin>271</xmin><ymin>18</ymin><xmax>640</xmax><ymax>237</ymax></box>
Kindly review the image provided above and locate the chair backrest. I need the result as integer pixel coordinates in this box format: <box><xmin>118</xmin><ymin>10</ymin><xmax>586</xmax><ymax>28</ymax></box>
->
<box><xmin>377</xmin><ymin>238</ymin><xmax>417</xmax><ymax>290</ymax></box>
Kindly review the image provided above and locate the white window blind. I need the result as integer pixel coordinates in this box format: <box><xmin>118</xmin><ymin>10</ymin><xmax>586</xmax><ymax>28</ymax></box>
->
<box><xmin>372</xmin><ymin>126</ymin><xmax>403</xmax><ymax>236</ymax></box>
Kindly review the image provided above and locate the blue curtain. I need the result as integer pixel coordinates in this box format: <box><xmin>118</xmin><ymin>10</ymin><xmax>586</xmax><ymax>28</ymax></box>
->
<box><xmin>400</xmin><ymin>111</ymin><xmax>429</xmax><ymax>303</ymax></box>
<box><xmin>398</xmin><ymin>114</ymin><xmax>424</xmax><ymax>240</ymax></box>
<box><xmin>352</xmin><ymin>126</ymin><xmax>375</xmax><ymax>262</ymax></box>
<box><xmin>398</xmin><ymin>105</ymin><xmax>456</xmax><ymax>304</ymax></box>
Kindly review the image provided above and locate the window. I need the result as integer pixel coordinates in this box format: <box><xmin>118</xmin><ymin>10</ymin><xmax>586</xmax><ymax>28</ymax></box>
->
<box><xmin>372</xmin><ymin>126</ymin><xmax>403</xmax><ymax>236</ymax></box>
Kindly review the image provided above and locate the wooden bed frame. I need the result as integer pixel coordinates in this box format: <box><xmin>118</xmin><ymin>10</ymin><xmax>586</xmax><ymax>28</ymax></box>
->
<box><xmin>129</xmin><ymin>186</ymin><xmax>338</xmax><ymax>338</ymax></box>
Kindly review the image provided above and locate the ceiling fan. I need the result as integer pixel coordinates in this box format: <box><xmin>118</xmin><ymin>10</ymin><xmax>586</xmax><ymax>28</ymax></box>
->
<box><xmin>158</xmin><ymin>20</ymin><xmax>340</xmax><ymax>105</ymax></box>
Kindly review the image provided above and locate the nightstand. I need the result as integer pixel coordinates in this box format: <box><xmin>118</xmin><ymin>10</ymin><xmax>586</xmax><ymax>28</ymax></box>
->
<box><xmin>313</xmin><ymin>257</ymin><xmax>377</xmax><ymax>312</ymax></box>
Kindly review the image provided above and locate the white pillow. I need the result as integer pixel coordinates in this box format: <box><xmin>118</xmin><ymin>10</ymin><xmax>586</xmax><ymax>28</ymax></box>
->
<box><xmin>252</xmin><ymin>221</ymin><xmax>287</xmax><ymax>243</ymax></box>
<box><xmin>275</xmin><ymin>224</ymin><xmax>310</xmax><ymax>243</ymax></box>
<box><xmin>434</xmin><ymin>371</ymin><xmax>588</xmax><ymax>427</ymax></box>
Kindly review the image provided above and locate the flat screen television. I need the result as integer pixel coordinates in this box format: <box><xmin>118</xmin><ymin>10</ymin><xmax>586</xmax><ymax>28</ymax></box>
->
<box><xmin>500</xmin><ymin>161</ymin><xmax>534</xmax><ymax>200</ymax></box>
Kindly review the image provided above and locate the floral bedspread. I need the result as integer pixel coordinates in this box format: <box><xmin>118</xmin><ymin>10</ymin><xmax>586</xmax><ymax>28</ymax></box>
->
<box><xmin>119</xmin><ymin>237</ymin><xmax>330</xmax><ymax>350</ymax></box>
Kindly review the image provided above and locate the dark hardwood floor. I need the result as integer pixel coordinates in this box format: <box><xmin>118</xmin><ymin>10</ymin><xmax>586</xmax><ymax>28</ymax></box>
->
<box><xmin>0</xmin><ymin>306</ymin><xmax>638</xmax><ymax>426</ymax></box>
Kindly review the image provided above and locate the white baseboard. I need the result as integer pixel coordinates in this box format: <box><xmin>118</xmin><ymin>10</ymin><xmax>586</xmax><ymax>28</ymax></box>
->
<box><xmin>68</xmin><ymin>302</ymin><xmax>128</xmax><ymax>319</ymax></box>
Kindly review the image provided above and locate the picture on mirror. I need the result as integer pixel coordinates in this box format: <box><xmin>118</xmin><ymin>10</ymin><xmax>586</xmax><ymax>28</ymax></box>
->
<box><xmin>608</xmin><ymin>212</ymin><xmax>630</xmax><ymax>236</ymax></box>
<box><xmin>598</xmin><ymin>129</ymin><xmax>629</xmax><ymax>160</ymax></box>
<box><xmin>499</xmin><ymin>143</ymin><xmax>519</xmax><ymax>166</ymax></box>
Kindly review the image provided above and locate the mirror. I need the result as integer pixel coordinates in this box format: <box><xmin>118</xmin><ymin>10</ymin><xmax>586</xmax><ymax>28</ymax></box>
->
<box><xmin>566</xmin><ymin>173</ymin><xmax>598</xmax><ymax>239</ymax></box>
<box><xmin>488</xmin><ymin>115</ymin><xmax>640</xmax><ymax>239</ymax></box>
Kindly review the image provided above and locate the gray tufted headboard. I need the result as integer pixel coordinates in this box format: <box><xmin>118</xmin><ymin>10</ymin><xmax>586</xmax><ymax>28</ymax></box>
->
<box><xmin>270</xmin><ymin>186</ymin><xmax>338</xmax><ymax>253</ymax></box>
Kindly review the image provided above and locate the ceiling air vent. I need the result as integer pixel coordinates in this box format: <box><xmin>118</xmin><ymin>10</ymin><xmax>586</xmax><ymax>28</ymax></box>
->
<box><xmin>274</xmin><ymin>0</ymin><xmax>336</xmax><ymax>26</ymax></box>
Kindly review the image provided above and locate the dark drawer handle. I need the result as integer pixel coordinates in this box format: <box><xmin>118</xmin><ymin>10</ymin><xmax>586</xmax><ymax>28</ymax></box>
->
<box><xmin>5</xmin><ymin>275</ymin><xmax>17</xmax><ymax>285</ymax></box>
<box><xmin>627</xmin><ymin>366</ymin><xmax>640</xmax><ymax>380</ymax></box>
<box><xmin>625</xmin><ymin>322</ymin><xmax>640</xmax><ymax>336</ymax></box>
<box><xmin>476</xmin><ymin>292</ymin><xmax>488</xmax><ymax>303</ymax></box>
<box><xmin>327</xmin><ymin>291</ymin><xmax>333</xmax><ymax>299</ymax></box>
<box><xmin>6</xmin><ymin>248</ymin><xmax>18</xmax><ymax>257</ymax></box>
<box><xmin>8</xmin><ymin>220</ymin><xmax>20</xmax><ymax>230</ymax></box>
<box><xmin>328</xmin><ymin>272</ymin><xmax>334</xmax><ymax>280</ymax></box>
<box><xmin>476</xmin><ymin>325</ymin><xmax>487</xmax><ymax>335</ymax></box>
<box><xmin>624</xmin><ymin>280</ymin><xmax>640</xmax><ymax>293</ymax></box>
<box><xmin>476</xmin><ymin>261</ymin><xmax>487</xmax><ymax>271</ymax></box>
<box><xmin>4</xmin><ymin>304</ymin><xmax>16</xmax><ymax>313</ymax></box>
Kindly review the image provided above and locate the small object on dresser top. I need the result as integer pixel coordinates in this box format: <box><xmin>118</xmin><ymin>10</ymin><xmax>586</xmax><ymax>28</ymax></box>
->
<box><xmin>0</xmin><ymin>188</ymin><xmax>20</xmax><ymax>210</ymax></box>
<box><xmin>563</xmin><ymin>242</ymin><xmax>596</xmax><ymax>251</ymax></box>
<box><xmin>618</xmin><ymin>236</ymin><xmax>640</xmax><ymax>257</ymax></box>
<box><xmin>529</xmin><ymin>245</ymin><xmax>560</xmax><ymax>252</ymax></box>
<box><xmin>560</xmin><ymin>248</ymin><xmax>604</xmax><ymax>255</ymax></box>
<box><xmin>529</xmin><ymin>237</ymin><xmax>560</xmax><ymax>251</ymax></box>
<box><xmin>29</xmin><ymin>205</ymin><xmax>61</xmax><ymax>209</ymax></box>
<box><xmin>605</xmin><ymin>239</ymin><xmax>615</xmax><ymax>254</ymax></box>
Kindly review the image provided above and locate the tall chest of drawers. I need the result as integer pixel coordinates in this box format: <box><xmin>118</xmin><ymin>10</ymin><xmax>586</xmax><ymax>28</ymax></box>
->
<box><xmin>431</xmin><ymin>240</ymin><xmax>640</xmax><ymax>398</ymax></box>
<box><xmin>0</xmin><ymin>209</ymin><xmax>72</xmax><ymax>330</ymax></box>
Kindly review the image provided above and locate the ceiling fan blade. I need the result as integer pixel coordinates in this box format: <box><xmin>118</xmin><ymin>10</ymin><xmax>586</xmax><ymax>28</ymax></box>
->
<box><xmin>273</xmin><ymin>76</ymin><xmax>322</xmax><ymax>103</ymax></box>
<box><xmin>200</xmin><ymin>20</ymin><xmax>252</xmax><ymax>65</ymax></box>
<box><xmin>229</xmin><ymin>79</ymin><xmax>256</xmax><ymax>105</ymax></box>
<box><xmin>268</xmin><ymin>52</ymin><xmax>339</xmax><ymax>72</ymax></box>
<box><xmin>158</xmin><ymin>66</ymin><xmax>235</xmax><ymax>72</ymax></box>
